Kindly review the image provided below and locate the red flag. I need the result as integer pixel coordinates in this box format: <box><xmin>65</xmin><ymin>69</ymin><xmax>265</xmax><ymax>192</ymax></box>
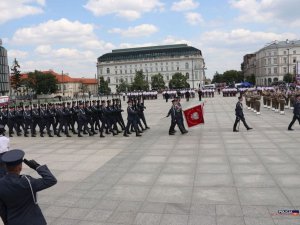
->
<box><xmin>183</xmin><ymin>104</ymin><xmax>204</xmax><ymax>127</ymax></box>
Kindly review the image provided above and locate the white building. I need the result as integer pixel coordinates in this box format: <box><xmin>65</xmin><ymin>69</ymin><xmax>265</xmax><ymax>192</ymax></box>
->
<box><xmin>97</xmin><ymin>44</ymin><xmax>206</xmax><ymax>93</ymax></box>
<box><xmin>0</xmin><ymin>39</ymin><xmax>10</xmax><ymax>95</ymax></box>
<box><xmin>243</xmin><ymin>39</ymin><xmax>300</xmax><ymax>85</ymax></box>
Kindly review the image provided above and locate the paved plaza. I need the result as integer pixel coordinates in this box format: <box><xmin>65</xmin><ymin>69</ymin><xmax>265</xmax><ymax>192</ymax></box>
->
<box><xmin>5</xmin><ymin>94</ymin><xmax>300</xmax><ymax>225</ymax></box>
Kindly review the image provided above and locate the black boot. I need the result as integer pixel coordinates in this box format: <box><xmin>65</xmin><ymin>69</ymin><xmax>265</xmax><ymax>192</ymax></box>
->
<box><xmin>100</xmin><ymin>132</ymin><xmax>105</xmax><ymax>138</ymax></box>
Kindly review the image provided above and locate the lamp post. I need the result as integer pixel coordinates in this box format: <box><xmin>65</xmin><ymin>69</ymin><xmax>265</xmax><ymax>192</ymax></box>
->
<box><xmin>287</xmin><ymin>48</ymin><xmax>290</xmax><ymax>75</ymax></box>
<box><xmin>62</xmin><ymin>70</ymin><xmax>64</xmax><ymax>96</ymax></box>
<box><xmin>192</xmin><ymin>59</ymin><xmax>194</xmax><ymax>89</ymax></box>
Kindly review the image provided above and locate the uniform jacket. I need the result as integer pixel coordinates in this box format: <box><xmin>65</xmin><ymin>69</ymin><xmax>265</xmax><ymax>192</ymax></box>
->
<box><xmin>0</xmin><ymin>165</ymin><xmax>57</xmax><ymax>225</ymax></box>
<box><xmin>235</xmin><ymin>101</ymin><xmax>244</xmax><ymax>118</ymax></box>
<box><xmin>293</xmin><ymin>100</ymin><xmax>300</xmax><ymax>116</ymax></box>
<box><xmin>167</xmin><ymin>106</ymin><xmax>176</xmax><ymax>122</ymax></box>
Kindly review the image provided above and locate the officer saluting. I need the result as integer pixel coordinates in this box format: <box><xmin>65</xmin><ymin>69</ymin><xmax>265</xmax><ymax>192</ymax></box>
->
<box><xmin>0</xmin><ymin>149</ymin><xmax>57</xmax><ymax>225</ymax></box>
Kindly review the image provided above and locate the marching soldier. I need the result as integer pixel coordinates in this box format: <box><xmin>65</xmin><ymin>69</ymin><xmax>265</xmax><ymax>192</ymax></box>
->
<box><xmin>76</xmin><ymin>102</ymin><xmax>92</xmax><ymax>137</ymax></box>
<box><xmin>56</xmin><ymin>104</ymin><xmax>71</xmax><ymax>137</ymax></box>
<box><xmin>23</xmin><ymin>106</ymin><xmax>32</xmax><ymax>137</ymax></box>
<box><xmin>288</xmin><ymin>94</ymin><xmax>300</xmax><ymax>131</ymax></box>
<box><xmin>233</xmin><ymin>96</ymin><xmax>253</xmax><ymax>132</ymax></box>
<box><xmin>31</xmin><ymin>104</ymin><xmax>40</xmax><ymax>137</ymax></box>
<box><xmin>123</xmin><ymin>100</ymin><xmax>141</xmax><ymax>137</ymax></box>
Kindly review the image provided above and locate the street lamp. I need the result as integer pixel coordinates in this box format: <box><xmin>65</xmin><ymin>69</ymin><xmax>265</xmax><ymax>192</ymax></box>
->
<box><xmin>287</xmin><ymin>48</ymin><xmax>290</xmax><ymax>75</ymax></box>
<box><xmin>192</xmin><ymin>59</ymin><xmax>194</xmax><ymax>89</ymax></box>
<box><xmin>62</xmin><ymin>70</ymin><xmax>64</xmax><ymax>96</ymax></box>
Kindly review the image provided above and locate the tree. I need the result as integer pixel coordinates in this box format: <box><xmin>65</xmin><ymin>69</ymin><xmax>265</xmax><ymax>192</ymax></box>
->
<box><xmin>131</xmin><ymin>70</ymin><xmax>149</xmax><ymax>91</ymax></box>
<box><xmin>169</xmin><ymin>72</ymin><xmax>189</xmax><ymax>89</ymax></box>
<box><xmin>151</xmin><ymin>73</ymin><xmax>165</xmax><ymax>90</ymax></box>
<box><xmin>211</xmin><ymin>71</ymin><xmax>224</xmax><ymax>84</ymax></box>
<box><xmin>283</xmin><ymin>73</ymin><xmax>294</xmax><ymax>83</ymax></box>
<box><xmin>117</xmin><ymin>79</ymin><xmax>130</xmax><ymax>93</ymax></box>
<box><xmin>99</xmin><ymin>76</ymin><xmax>111</xmax><ymax>94</ymax></box>
<box><xmin>245</xmin><ymin>74</ymin><xmax>256</xmax><ymax>85</ymax></box>
<box><xmin>223</xmin><ymin>70</ymin><xmax>244</xmax><ymax>84</ymax></box>
<box><xmin>26</xmin><ymin>70</ymin><xmax>58</xmax><ymax>94</ymax></box>
<box><xmin>10</xmin><ymin>58</ymin><xmax>22</xmax><ymax>94</ymax></box>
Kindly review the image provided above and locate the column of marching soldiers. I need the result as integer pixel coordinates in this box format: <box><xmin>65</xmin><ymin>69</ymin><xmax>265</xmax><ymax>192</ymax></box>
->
<box><xmin>0</xmin><ymin>97</ymin><xmax>150</xmax><ymax>138</ymax></box>
<box><xmin>221</xmin><ymin>86</ymin><xmax>300</xmax><ymax>115</ymax></box>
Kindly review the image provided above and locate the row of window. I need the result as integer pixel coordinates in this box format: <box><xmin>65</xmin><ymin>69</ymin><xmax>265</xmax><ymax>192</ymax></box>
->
<box><xmin>107</xmin><ymin>72</ymin><xmax>200</xmax><ymax>84</ymax></box>
<box><xmin>100</xmin><ymin>62</ymin><xmax>190</xmax><ymax>75</ymax></box>
<box><xmin>114</xmin><ymin>61</ymin><xmax>181</xmax><ymax>69</ymax></box>
<box><xmin>0</xmin><ymin>57</ymin><xmax>8</xmax><ymax>66</ymax></box>
<box><xmin>265</xmin><ymin>50</ymin><xmax>297</xmax><ymax>56</ymax></box>
<box><xmin>263</xmin><ymin>65</ymin><xmax>296</xmax><ymax>75</ymax></box>
<box><xmin>263</xmin><ymin>57</ymin><xmax>297</xmax><ymax>65</ymax></box>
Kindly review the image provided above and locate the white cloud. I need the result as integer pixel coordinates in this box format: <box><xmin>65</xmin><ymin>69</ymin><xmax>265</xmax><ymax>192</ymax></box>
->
<box><xmin>7</xmin><ymin>49</ymin><xmax>28</xmax><ymax>59</ymax></box>
<box><xmin>0</xmin><ymin>0</ymin><xmax>45</xmax><ymax>24</ymax></box>
<box><xmin>171</xmin><ymin>0</ymin><xmax>199</xmax><ymax>11</ymax></box>
<box><xmin>84</xmin><ymin>0</ymin><xmax>164</xmax><ymax>20</ymax></box>
<box><xmin>194</xmin><ymin>28</ymin><xmax>298</xmax><ymax>77</ymax></box>
<box><xmin>185</xmin><ymin>12</ymin><xmax>203</xmax><ymax>25</ymax></box>
<box><xmin>162</xmin><ymin>36</ymin><xmax>191</xmax><ymax>45</ymax></box>
<box><xmin>11</xmin><ymin>18</ymin><xmax>114</xmax><ymax>51</ymax></box>
<box><xmin>109</xmin><ymin>24</ymin><xmax>158</xmax><ymax>37</ymax></box>
<box><xmin>230</xmin><ymin>0</ymin><xmax>300</xmax><ymax>27</ymax></box>
<box><xmin>200</xmin><ymin>29</ymin><xmax>297</xmax><ymax>48</ymax></box>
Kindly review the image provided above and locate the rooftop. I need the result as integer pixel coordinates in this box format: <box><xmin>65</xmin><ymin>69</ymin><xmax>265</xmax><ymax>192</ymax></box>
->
<box><xmin>261</xmin><ymin>39</ymin><xmax>300</xmax><ymax>51</ymax></box>
<box><xmin>21</xmin><ymin>70</ymin><xmax>97</xmax><ymax>84</ymax></box>
<box><xmin>98</xmin><ymin>44</ymin><xmax>202</xmax><ymax>63</ymax></box>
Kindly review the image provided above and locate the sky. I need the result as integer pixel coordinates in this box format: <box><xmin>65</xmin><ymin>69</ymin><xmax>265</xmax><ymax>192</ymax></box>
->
<box><xmin>1</xmin><ymin>0</ymin><xmax>300</xmax><ymax>79</ymax></box>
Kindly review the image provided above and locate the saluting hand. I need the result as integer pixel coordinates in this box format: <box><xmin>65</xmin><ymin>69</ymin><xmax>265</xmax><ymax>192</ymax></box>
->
<box><xmin>24</xmin><ymin>158</ymin><xmax>41</xmax><ymax>170</ymax></box>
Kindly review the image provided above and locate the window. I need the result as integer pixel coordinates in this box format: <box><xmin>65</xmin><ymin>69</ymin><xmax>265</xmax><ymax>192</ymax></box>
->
<box><xmin>125</xmin><ymin>70</ymin><xmax>127</xmax><ymax>74</ymax></box>
<box><xmin>185</xmin><ymin>62</ymin><xmax>189</xmax><ymax>69</ymax></box>
<box><xmin>293</xmin><ymin>50</ymin><xmax>296</xmax><ymax>54</ymax></box>
<box><xmin>166</xmin><ymin>67</ymin><xmax>168</xmax><ymax>71</ymax></box>
<box><xmin>115</xmin><ymin>70</ymin><xmax>117</xmax><ymax>75</ymax></box>
<box><xmin>273</xmin><ymin>58</ymin><xmax>277</xmax><ymax>64</ymax></box>
<box><xmin>106</xmin><ymin>68</ymin><xmax>110</xmax><ymax>74</ymax></box>
<box><xmin>130</xmin><ymin>69</ymin><xmax>132</xmax><ymax>74</ymax></box>
<box><xmin>268</xmin><ymin>52</ymin><xmax>271</xmax><ymax>56</ymax></box>
<box><xmin>293</xmin><ymin>57</ymin><xmax>297</xmax><ymax>63</ymax></box>
<box><xmin>283</xmin><ymin>51</ymin><xmax>287</xmax><ymax>55</ymax></box>
<box><xmin>274</xmin><ymin>68</ymin><xmax>278</xmax><ymax>74</ymax></box>
<box><xmin>161</xmin><ymin>67</ymin><xmax>163</xmax><ymax>71</ymax></box>
<box><xmin>115</xmin><ymin>78</ymin><xmax>118</xmax><ymax>83</ymax></box>
<box><xmin>107</xmin><ymin>77</ymin><xmax>110</xmax><ymax>83</ymax></box>
<box><xmin>125</xmin><ymin>77</ymin><xmax>128</xmax><ymax>82</ymax></box>
<box><xmin>264</xmin><ymin>59</ymin><xmax>267</xmax><ymax>65</ymax></box>
<box><xmin>167</xmin><ymin>75</ymin><xmax>169</xmax><ymax>80</ymax></box>
<box><xmin>268</xmin><ymin>58</ymin><xmax>271</xmax><ymax>65</ymax></box>
<box><xmin>268</xmin><ymin>68</ymin><xmax>271</xmax><ymax>74</ymax></box>
<box><xmin>156</xmin><ymin>68</ymin><xmax>158</xmax><ymax>72</ymax></box>
<box><xmin>186</xmin><ymin>73</ymin><xmax>189</xmax><ymax>79</ymax></box>
<box><xmin>177</xmin><ymin>67</ymin><xmax>179</xmax><ymax>71</ymax></box>
<box><xmin>283</xmin><ymin>67</ymin><xmax>287</xmax><ymax>73</ymax></box>
<box><xmin>283</xmin><ymin>57</ymin><xmax>287</xmax><ymax>64</ymax></box>
<box><xmin>120</xmin><ymin>70</ymin><xmax>122</xmax><ymax>74</ymax></box>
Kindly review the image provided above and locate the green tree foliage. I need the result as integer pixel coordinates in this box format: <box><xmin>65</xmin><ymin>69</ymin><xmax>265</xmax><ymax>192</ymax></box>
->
<box><xmin>212</xmin><ymin>70</ymin><xmax>244</xmax><ymax>85</ymax></box>
<box><xmin>211</xmin><ymin>71</ymin><xmax>223</xmax><ymax>83</ymax></box>
<box><xmin>245</xmin><ymin>74</ymin><xmax>256</xmax><ymax>85</ymax></box>
<box><xmin>117</xmin><ymin>79</ymin><xmax>131</xmax><ymax>93</ymax></box>
<box><xmin>169</xmin><ymin>72</ymin><xmax>190</xmax><ymax>89</ymax></box>
<box><xmin>151</xmin><ymin>73</ymin><xmax>165</xmax><ymax>90</ymax></box>
<box><xmin>283</xmin><ymin>73</ymin><xmax>294</xmax><ymax>83</ymax></box>
<box><xmin>99</xmin><ymin>76</ymin><xmax>111</xmax><ymax>94</ymax></box>
<box><xmin>26</xmin><ymin>70</ymin><xmax>58</xmax><ymax>94</ymax></box>
<box><xmin>131</xmin><ymin>70</ymin><xmax>149</xmax><ymax>91</ymax></box>
<box><xmin>10</xmin><ymin>58</ymin><xmax>22</xmax><ymax>92</ymax></box>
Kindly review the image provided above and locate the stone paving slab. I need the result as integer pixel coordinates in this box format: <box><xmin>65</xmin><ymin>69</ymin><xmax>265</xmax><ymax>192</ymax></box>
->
<box><xmin>2</xmin><ymin>94</ymin><xmax>300</xmax><ymax>225</ymax></box>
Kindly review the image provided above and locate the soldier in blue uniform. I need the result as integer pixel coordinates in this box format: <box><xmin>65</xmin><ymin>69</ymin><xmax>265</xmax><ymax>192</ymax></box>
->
<box><xmin>0</xmin><ymin>149</ymin><xmax>57</xmax><ymax>225</ymax></box>
<box><xmin>233</xmin><ymin>96</ymin><xmax>253</xmax><ymax>132</ymax></box>
<box><xmin>288</xmin><ymin>94</ymin><xmax>300</xmax><ymax>131</ymax></box>
<box><xmin>123</xmin><ymin>100</ymin><xmax>141</xmax><ymax>137</ymax></box>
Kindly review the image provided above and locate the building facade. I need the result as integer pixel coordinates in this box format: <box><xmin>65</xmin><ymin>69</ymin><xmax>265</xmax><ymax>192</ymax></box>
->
<box><xmin>18</xmin><ymin>70</ymin><xmax>98</xmax><ymax>98</ymax></box>
<box><xmin>242</xmin><ymin>40</ymin><xmax>300</xmax><ymax>85</ymax></box>
<box><xmin>97</xmin><ymin>44</ymin><xmax>206</xmax><ymax>93</ymax></box>
<box><xmin>0</xmin><ymin>39</ymin><xmax>10</xmax><ymax>95</ymax></box>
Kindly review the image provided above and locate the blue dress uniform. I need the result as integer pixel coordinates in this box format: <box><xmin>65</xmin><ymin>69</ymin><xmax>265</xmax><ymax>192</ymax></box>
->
<box><xmin>0</xmin><ymin>149</ymin><xmax>57</xmax><ymax>225</ymax></box>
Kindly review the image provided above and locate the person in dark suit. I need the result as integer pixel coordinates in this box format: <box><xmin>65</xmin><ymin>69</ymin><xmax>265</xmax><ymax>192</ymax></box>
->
<box><xmin>288</xmin><ymin>94</ymin><xmax>300</xmax><ymax>131</ymax></box>
<box><xmin>233</xmin><ymin>96</ymin><xmax>252</xmax><ymax>132</ymax></box>
<box><xmin>123</xmin><ymin>100</ymin><xmax>141</xmax><ymax>137</ymax></box>
<box><xmin>166</xmin><ymin>99</ymin><xmax>178</xmax><ymax>135</ymax></box>
<box><xmin>0</xmin><ymin>149</ymin><xmax>57</xmax><ymax>225</ymax></box>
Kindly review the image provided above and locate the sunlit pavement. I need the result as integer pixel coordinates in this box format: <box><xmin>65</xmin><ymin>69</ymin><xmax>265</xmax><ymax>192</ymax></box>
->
<box><xmin>5</xmin><ymin>94</ymin><xmax>300</xmax><ymax>225</ymax></box>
